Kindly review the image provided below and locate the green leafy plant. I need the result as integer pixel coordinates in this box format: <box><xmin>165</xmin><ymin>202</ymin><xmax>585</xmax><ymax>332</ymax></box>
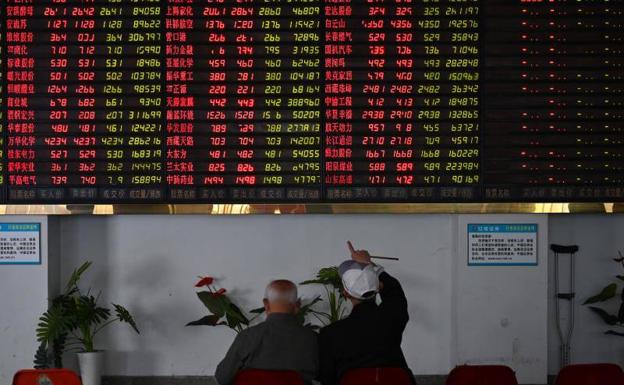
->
<box><xmin>187</xmin><ymin>276</ymin><xmax>261</xmax><ymax>333</ymax></box>
<box><xmin>187</xmin><ymin>276</ymin><xmax>323</xmax><ymax>332</ymax></box>
<box><xmin>34</xmin><ymin>262</ymin><xmax>140</xmax><ymax>368</ymax></box>
<box><xmin>300</xmin><ymin>266</ymin><xmax>348</xmax><ymax>326</ymax></box>
<box><xmin>583</xmin><ymin>251</ymin><xmax>624</xmax><ymax>337</ymax></box>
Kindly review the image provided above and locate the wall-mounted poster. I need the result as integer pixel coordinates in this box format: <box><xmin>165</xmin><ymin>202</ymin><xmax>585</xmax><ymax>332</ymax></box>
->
<box><xmin>468</xmin><ymin>224</ymin><xmax>538</xmax><ymax>266</ymax></box>
<box><xmin>0</xmin><ymin>223</ymin><xmax>41</xmax><ymax>265</ymax></box>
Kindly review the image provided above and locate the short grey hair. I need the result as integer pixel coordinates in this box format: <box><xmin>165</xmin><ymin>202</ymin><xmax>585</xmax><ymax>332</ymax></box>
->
<box><xmin>264</xmin><ymin>280</ymin><xmax>298</xmax><ymax>304</ymax></box>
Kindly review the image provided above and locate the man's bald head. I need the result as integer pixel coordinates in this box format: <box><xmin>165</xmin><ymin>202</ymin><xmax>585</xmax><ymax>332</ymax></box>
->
<box><xmin>263</xmin><ymin>280</ymin><xmax>299</xmax><ymax>314</ymax></box>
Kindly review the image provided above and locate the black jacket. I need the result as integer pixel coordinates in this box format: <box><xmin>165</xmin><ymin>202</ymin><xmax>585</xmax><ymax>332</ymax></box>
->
<box><xmin>318</xmin><ymin>271</ymin><xmax>413</xmax><ymax>385</ymax></box>
<box><xmin>215</xmin><ymin>313</ymin><xmax>319</xmax><ymax>385</ymax></box>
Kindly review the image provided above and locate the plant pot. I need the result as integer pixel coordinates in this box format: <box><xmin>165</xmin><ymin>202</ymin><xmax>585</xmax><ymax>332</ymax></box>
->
<box><xmin>77</xmin><ymin>351</ymin><xmax>105</xmax><ymax>385</ymax></box>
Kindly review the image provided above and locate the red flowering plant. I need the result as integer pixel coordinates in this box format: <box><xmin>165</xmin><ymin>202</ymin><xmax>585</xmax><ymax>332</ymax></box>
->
<box><xmin>187</xmin><ymin>276</ymin><xmax>263</xmax><ymax>333</ymax></box>
<box><xmin>187</xmin><ymin>275</ymin><xmax>322</xmax><ymax>333</ymax></box>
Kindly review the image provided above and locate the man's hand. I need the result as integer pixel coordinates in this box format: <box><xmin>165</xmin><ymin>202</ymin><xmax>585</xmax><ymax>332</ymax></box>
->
<box><xmin>347</xmin><ymin>241</ymin><xmax>372</xmax><ymax>265</ymax></box>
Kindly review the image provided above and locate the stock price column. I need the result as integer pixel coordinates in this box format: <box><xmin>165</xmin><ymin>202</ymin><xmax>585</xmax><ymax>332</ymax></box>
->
<box><xmin>6</xmin><ymin>0</ymin><xmax>37</xmax><ymax>201</ymax></box>
<box><xmin>0</xmin><ymin>0</ymin><xmax>4</xmax><ymax>200</ymax></box>
<box><xmin>167</xmin><ymin>0</ymin><xmax>243</xmax><ymax>201</ymax></box>
<box><xmin>100</xmin><ymin>0</ymin><xmax>164</xmax><ymax>201</ymax></box>
<box><xmin>165</xmin><ymin>0</ymin><xmax>197</xmax><ymax>198</ymax></box>
<box><xmin>258</xmin><ymin>0</ymin><xmax>322</xmax><ymax>202</ymax></box>
<box><xmin>167</xmin><ymin>0</ymin><xmax>322</xmax><ymax>202</ymax></box>
<box><xmin>325</xmin><ymin>0</ymin><xmax>481</xmax><ymax>202</ymax></box>
<box><xmin>484</xmin><ymin>1</ymin><xmax>624</xmax><ymax>201</ymax></box>
<box><xmin>5</xmin><ymin>0</ymin><xmax>164</xmax><ymax>203</ymax></box>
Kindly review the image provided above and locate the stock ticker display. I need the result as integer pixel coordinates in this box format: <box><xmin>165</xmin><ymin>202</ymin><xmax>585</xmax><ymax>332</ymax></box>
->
<box><xmin>0</xmin><ymin>0</ymin><xmax>623</xmax><ymax>203</ymax></box>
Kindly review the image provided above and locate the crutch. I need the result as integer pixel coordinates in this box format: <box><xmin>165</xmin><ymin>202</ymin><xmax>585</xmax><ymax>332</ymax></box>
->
<box><xmin>551</xmin><ymin>244</ymin><xmax>579</xmax><ymax>369</ymax></box>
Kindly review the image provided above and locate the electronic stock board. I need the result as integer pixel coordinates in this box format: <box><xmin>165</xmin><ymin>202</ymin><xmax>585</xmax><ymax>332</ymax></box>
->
<box><xmin>1</xmin><ymin>0</ymin><xmax>623</xmax><ymax>203</ymax></box>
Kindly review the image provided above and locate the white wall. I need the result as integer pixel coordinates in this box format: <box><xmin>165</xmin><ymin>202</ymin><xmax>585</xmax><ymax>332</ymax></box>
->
<box><xmin>455</xmin><ymin>215</ymin><xmax>549</xmax><ymax>384</ymax></box>
<box><xmin>57</xmin><ymin>215</ymin><xmax>455</xmax><ymax>376</ymax></box>
<box><xmin>548</xmin><ymin>215</ymin><xmax>624</xmax><ymax>375</ymax></box>
<box><xmin>10</xmin><ymin>214</ymin><xmax>610</xmax><ymax>383</ymax></box>
<box><xmin>0</xmin><ymin>217</ymin><xmax>49</xmax><ymax>385</ymax></box>
<box><xmin>53</xmin><ymin>214</ymin><xmax>550</xmax><ymax>383</ymax></box>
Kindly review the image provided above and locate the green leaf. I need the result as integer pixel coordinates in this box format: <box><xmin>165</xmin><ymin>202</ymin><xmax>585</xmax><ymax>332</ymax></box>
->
<box><xmin>197</xmin><ymin>292</ymin><xmax>226</xmax><ymax>318</ymax></box>
<box><xmin>584</xmin><ymin>283</ymin><xmax>618</xmax><ymax>305</ymax></box>
<box><xmin>186</xmin><ymin>315</ymin><xmax>222</xmax><ymax>327</ymax></box>
<box><xmin>588</xmin><ymin>306</ymin><xmax>619</xmax><ymax>325</ymax></box>
<box><xmin>227</xmin><ymin>302</ymin><xmax>250</xmax><ymax>325</ymax></box>
<box><xmin>65</xmin><ymin>262</ymin><xmax>92</xmax><ymax>294</ymax></box>
<box><xmin>605</xmin><ymin>330</ymin><xmax>624</xmax><ymax>337</ymax></box>
<box><xmin>301</xmin><ymin>267</ymin><xmax>342</xmax><ymax>291</ymax></box>
<box><xmin>74</xmin><ymin>295</ymin><xmax>110</xmax><ymax>329</ymax></box>
<box><xmin>225</xmin><ymin>312</ymin><xmax>240</xmax><ymax>329</ymax></box>
<box><xmin>296</xmin><ymin>296</ymin><xmax>322</xmax><ymax>326</ymax></box>
<box><xmin>250</xmin><ymin>306</ymin><xmax>265</xmax><ymax>314</ymax></box>
<box><xmin>52</xmin><ymin>334</ymin><xmax>67</xmax><ymax>368</ymax></box>
<box><xmin>36</xmin><ymin>305</ymin><xmax>74</xmax><ymax>343</ymax></box>
<box><xmin>33</xmin><ymin>341</ymin><xmax>50</xmax><ymax>369</ymax></box>
<box><xmin>113</xmin><ymin>304</ymin><xmax>140</xmax><ymax>334</ymax></box>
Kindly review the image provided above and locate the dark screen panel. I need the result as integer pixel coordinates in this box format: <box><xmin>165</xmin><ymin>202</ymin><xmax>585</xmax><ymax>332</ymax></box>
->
<box><xmin>482</xmin><ymin>1</ymin><xmax>624</xmax><ymax>201</ymax></box>
<box><xmin>1</xmin><ymin>0</ymin><xmax>622</xmax><ymax>204</ymax></box>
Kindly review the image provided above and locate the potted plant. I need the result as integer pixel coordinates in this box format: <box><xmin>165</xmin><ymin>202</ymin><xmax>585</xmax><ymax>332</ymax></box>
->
<box><xmin>583</xmin><ymin>251</ymin><xmax>624</xmax><ymax>336</ymax></box>
<box><xmin>300</xmin><ymin>266</ymin><xmax>348</xmax><ymax>326</ymax></box>
<box><xmin>186</xmin><ymin>276</ymin><xmax>258</xmax><ymax>333</ymax></box>
<box><xmin>35</xmin><ymin>262</ymin><xmax>140</xmax><ymax>385</ymax></box>
<box><xmin>187</xmin><ymin>275</ymin><xmax>322</xmax><ymax>332</ymax></box>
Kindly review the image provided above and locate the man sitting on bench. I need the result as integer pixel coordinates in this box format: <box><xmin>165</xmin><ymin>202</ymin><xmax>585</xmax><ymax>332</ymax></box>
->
<box><xmin>318</xmin><ymin>242</ymin><xmax>415</xmax><ymax>385</ymax></box>
<box><xmin>215</xmin><ymin>280</ymin><xmax>319</xmax><ymax>385</ymax></box>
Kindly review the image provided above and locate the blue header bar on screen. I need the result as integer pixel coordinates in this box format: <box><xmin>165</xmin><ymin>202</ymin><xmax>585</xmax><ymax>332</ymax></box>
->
<box><xmin>468</xmin><ymin>224</ymin><xmax>537</xmax><ymax>233</ymax></box>
<box><xmin>0</xmin><ymin>223</ymin><xmax>40</xmax><ymax>232</ymax></box>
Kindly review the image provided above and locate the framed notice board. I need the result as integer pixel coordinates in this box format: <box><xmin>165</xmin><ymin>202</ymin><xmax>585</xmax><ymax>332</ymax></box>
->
<box><xmin>0</xmin><ymin>223</ymin><xmax>41</xmax><ymax>265</ymax></box>
<box><xmin>468</xmin><ymin>223</ymin><xmax>538</xmax><ymax>266</ymax></box>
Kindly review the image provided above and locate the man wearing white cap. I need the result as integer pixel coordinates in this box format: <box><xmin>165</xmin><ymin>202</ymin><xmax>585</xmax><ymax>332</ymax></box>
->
<box><xmin>318</xmin><ymin>241</ymin><xmax>414</xmax><ymax>385</ymax></box>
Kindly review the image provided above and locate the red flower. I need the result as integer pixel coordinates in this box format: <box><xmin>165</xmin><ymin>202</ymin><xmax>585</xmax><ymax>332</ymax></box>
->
<box><xmin>195</xmin><ymin>276</ymin><xmax>214</xmax><ymax>287</ymax></box>
<box><xmin>212</xmin><ymin>288</ymin><xmax>227</xmax><ymax>297</ymax></box>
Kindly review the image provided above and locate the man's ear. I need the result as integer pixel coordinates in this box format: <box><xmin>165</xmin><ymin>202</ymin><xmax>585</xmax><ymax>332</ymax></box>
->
<box><xmin>263</xmin><ymin>298</ymin><xmax>270</xmax><ymax>313</ymax></box>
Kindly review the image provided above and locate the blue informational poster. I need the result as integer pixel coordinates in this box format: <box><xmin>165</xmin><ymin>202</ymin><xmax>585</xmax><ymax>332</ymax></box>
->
<box><xmin>0</xmin><ymin>223</ymin><xmax>41</xmax><ymax>265</ymax></box>
<box><xmin>467</xmin><ymin>224</ymin><xmax>538</xmax><ymax>266</ymax></box>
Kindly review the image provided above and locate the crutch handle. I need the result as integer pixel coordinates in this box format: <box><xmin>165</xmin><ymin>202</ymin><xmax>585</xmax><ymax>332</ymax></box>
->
<box><xmin>551</xmin><ymin>244</ymin><xmax>579</xmax><ymax>254</ymax></box>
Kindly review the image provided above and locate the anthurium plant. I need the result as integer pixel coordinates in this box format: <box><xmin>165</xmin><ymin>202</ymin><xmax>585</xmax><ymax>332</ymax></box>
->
<box><xmin>186</xmin><ymin>276</ymin><xmax>260</xmax><ymax>333</ymax></box>
<box><xmin>583</xmin><ymin>251</ymin><xmax>624</xmax><ymax>337</ymax></box>
<box><xmin>187</xmin><ymin>275</ymin><xmax>323</xmax><ymax>332</ymax></box>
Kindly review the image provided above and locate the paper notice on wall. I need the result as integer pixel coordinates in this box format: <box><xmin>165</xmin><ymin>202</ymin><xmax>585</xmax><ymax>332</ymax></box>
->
<box><xmin>0</xmin><ymin>223</ymin><xmax>41</xmax><ymax>265</ymax></box>
<box><xmin>468</xmin><ymin>223</ymin><xmax>537</xmax><ymax>266</ymax></box>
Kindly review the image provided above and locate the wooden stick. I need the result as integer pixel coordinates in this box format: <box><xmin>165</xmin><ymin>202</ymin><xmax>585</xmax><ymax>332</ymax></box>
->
<box><xmin>371</xmin><ymin>256</ymin><xmax>400</xmax><ymax>261</ymax></box>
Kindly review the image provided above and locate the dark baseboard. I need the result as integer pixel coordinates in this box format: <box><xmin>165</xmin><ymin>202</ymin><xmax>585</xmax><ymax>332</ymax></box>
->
<box><xmin>102</xmin><ymin>376</ymin><xmax>548</xmax><ymax>385</ymax></box>
<box><xmin>103</xmin><ymin>377</ymin><xmax>219</xmax><ymax>385</ymax></box>
<box><xmin>102</xmin><ymin>376</ymin><xmax>446</xmax><ymax>385</ymax></box>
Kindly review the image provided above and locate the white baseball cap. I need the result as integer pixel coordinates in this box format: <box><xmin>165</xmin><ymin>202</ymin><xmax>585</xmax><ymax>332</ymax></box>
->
<box><xmin>339</xmin><ymin>261</ymin><xmax>383</xmax><ymax>300</ymax></box>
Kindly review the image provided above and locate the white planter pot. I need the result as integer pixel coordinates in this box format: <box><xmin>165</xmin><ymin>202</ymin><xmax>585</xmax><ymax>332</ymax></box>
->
<box><xmin>77</xmin><ymin>351</ymin><xmax>105</xmax><ymax>385</ymax></box>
